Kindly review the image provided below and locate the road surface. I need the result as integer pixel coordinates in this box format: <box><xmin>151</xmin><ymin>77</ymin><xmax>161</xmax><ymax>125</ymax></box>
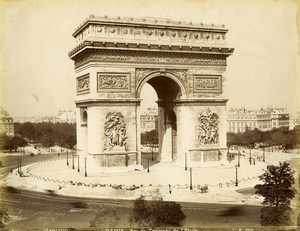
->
<box><xmin>1</xmin><ymin>152</ymin><xmax>262</xmax><ymax>229</ymax></box>
<box><xmin>1</xmin><ymin>186</ymin><xmax>261</xmax><ymax>229</ymax></box>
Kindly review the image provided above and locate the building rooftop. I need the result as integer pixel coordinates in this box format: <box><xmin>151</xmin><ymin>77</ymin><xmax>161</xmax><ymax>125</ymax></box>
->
<box><xmin>73</xmin><ymin>15</ymin><xmax>227</xmax><ymax>36</ymax></box>
<box><xmin>69</xmin><ymin>15</ymin><xmax>234</xmax><ymax>59</ymax></box>
<box><xmin>0</xmin><ymin>107</ymin><xmax>11</xmax><ymax>118</ymax></box>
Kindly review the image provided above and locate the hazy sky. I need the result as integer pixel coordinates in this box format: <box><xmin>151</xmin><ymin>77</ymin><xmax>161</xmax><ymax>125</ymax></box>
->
<box><xmin>1</xmin><ymin>0</ymin><xmax>299</xmax><ymax>117</ymax></box>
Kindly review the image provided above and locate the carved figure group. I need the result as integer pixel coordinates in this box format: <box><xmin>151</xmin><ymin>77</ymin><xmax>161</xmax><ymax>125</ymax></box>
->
<box><xmin>198</xmin><ymin>109</ymin><xmax>219</xmax><ymax>145</ymax></box>
<box><xmin>98</xmin><ymin>76</ymin><xmax>128</xmax><ymax>89</ymax></box>
<box><xmin>104</xmin><ymin>112</ymin><xmax>127</xmax><ymax>151</ymax></box>
<box><xmin>195</xmin><ymin>78</ymin><xmax>218</xmax><ymax>90</ymax></box>
<box><xmin>77</xmin><ymin>77</ymin><xmax>90</xmax><ymax>91</ymax></box>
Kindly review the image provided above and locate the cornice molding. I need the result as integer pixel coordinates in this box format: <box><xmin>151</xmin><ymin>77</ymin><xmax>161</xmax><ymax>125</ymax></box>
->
<box><xmin>75</xmin><ymin>98</ymin><xmax>141</xmax><ymax>107</ymax></box>
<box><xmin>69</xmin><ymin>41</ymin><xmax>233</xmax><ymax>58</ymax></box>
<box><xmin>157</xmin><ymin>98</ymin><xmax>228</xmax><ymax>107</ymax></box>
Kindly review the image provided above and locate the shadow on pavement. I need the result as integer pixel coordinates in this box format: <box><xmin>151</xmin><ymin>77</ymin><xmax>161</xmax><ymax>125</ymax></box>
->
<box><xmin>216</xmin><ymin>205</ymin><xmax>246</xmax><ymax>217</ymax></box>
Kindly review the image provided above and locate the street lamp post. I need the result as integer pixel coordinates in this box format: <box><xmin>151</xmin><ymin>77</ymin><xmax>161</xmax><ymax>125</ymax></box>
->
<box><xmin>77</xmin><ymin>155</ymin><xmax>80</xmax><ymax>172</ymax></box>
<box><xmin>272</xmin><ymin>143</ymin><xmax>273</xmax><ymax>152</ymax></box>
<box><xmin>84</xmin><ymin>157</ymin><xmax>87</xmax><ymax>177</ymax></box>
<box><xmin>249</xmin><ymin>146</ymin><xmax>252</xmax><ymax>165</ymax></box>
<box><xmin>235</xmin><ymin>165</ymin><xmax>238</xmax><ymax>187</ymax></box>
<box><xmin>189</xmin><ymin>168</ymin><xmax>193</xmax><ymax>190</ymax></box>
<box><xmin>67</xmin><ymin>151</ymin><xmax>69</xmax><ymax>166</ymax></box>
<box><xmin>227</xmin><ymin>148</ymin><xmax>230</xmax><ymax>160</ymax></box>
<box><xmin>151</xmin><ymin>146</ymin><xmax>154</xmax><ymax>161</ymax></box>
<box><xmin>147</xmin><ymin>158</ymin><xmax>150</xmax><ymax>173</ymax></box>
<box><xmin>185</xmin><ymin>152</ymin><xmax>187</xmax><ymax>171</ymax></box>
<box><xmin>237</xmin><ymin>149</ymin><xmax>240</xmax><ymax>167</ymax></box>
<box><xmin>263</xmin><ymin>146</ymin><xmax>265</xmax><ymax>162</ymax></box>
<box><xmin>228</xmin><ymin>142</ymin><xmax>231</xmax><ymax>159</ymax></box>
<box><xmin>17</xmin><ymin>157</ymin><xmax>20</xmax><ymax>174</ymax></box>
<box><xmin>72</xmin><ymin>154</ymin><xmax>75</xmax><ymax>169</ymax></box>
<box><xmin>19</xmin><ymin>158</ymin><xmax>22</xmax><ymax>177</ymax></box>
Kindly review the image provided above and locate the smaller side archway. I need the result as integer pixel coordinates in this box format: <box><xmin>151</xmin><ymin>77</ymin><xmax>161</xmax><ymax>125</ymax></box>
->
<box><xmin>82</xmin><ymin>110</ymin><xmax>88</xmax><ymax>125</ymax></box>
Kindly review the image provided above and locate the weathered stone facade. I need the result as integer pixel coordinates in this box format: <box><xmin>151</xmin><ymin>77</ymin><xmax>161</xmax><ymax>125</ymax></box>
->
<box><xmin>69</xmin><ymin>15</ymin><xmax>234</xmax><ymax>173</ymax></box>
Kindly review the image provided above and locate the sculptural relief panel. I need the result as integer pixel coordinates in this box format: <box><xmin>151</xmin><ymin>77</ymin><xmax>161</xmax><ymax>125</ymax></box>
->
<box><xmin>77</xmin><ymin>74</ymin><xmax>90</xmax><ymax>94</ymax></box>
<box><xmin>104</xmin><ymin>112</ymin><xmax>127</xmax><ymax>152</ymax></box>
<box><xmin>193</xmin><ymin>75</ymin><xmax>222</xmax><ymax>93</ymax></box>
<box><xmin>198</xmin><ymin>109</ymin><xmax>219</xmax><ymax>146</ymax></box>
<box><xmin>97</xmin><ymin>73</ymin><xmax>130</xmax><ymax>92</ymax></box>
<box><xmin>135</xmin><ymin>68</ymin><xmax>156</xmax><ymax>84</ymax></box>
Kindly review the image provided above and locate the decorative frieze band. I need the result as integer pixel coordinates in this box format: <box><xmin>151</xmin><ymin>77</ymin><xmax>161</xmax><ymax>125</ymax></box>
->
<box><xmin>77</xmin><ymin>74</ymin><xmax>90</xmax><ymax>94</ymax></box>
<box><xmin>75</xmin><ymin>51</ymin><xmax>226</xmax><ymax>68</ymax></box>
<box><xmin>193</xmin><ymin>75</ymin><xmax>222</xmax><ymax>93</ymax></box>
<box><xmin>97</xmin><ymin>72</ymin><xmax>130</xmax><ymax>92</ymax></box>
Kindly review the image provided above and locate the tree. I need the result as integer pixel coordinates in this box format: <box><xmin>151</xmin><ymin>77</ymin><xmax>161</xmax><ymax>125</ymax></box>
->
<box><xmin>255</xmin><ymin>162</ymin><xmax>296</xmax><ymax>226</ymax></box>
<box><xmin>0</xmin><ymin>135</ymin><xmax>27</xmax><ymax>152</ymax></box>
<box><xmin>271</xmin><ymin>130</ymin><xmax>284</xmax><ymax>147</ymax></box>
<box><xmin>89</xmin><ymin>206</ymin><xmax>120</xmax><ymax>228</ymax></box>
<box><xmin>227</xmin><ymin>128</ymin><xmax>299</xmax><ymax>150</ymax></box>
<box><xmin>15</xmin><ymin>122</ymin><xmax>76</xmax><ymax>148</ymax></box>
<box><xmin>129</xmin><ymin>194</ymin><xmax>186</xmax><ymax>227</ymax></box>
<box><xmin>141</xmin><ymin>130</ymin><xmax>158</xmax><ymax>145</ymax></box>
<box><xmin>0</xmin><ymin>206</ymin><xmax>10</xmax><ymax>229</ymax></box>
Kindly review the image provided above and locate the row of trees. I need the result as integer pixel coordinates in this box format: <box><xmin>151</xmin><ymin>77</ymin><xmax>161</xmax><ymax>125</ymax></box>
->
<box><xmin>14</xmin><ymin>122</ymin><xmax>76</xmax><ymax>148</ymax></box>
<box><xmin>227</xmin><ymin>126</ymin><xmax>300</xmax><ymax>149</ymax></box>
<box><xmin>0</xmin><ymin>135</ymin><xmax>27</xmax><ymax>152</ymax></box>
<box><xmin>141</xmin><ymin>130</ymin><xmax>158</xmax><ymax>145</ymax></box>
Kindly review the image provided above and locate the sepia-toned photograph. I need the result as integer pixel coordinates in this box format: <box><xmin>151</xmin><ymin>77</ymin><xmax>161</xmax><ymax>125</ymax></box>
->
<box><xmin>0</xmin><ymin>0</ymin><xmax>299</xmax><ymax>230</ymax></box>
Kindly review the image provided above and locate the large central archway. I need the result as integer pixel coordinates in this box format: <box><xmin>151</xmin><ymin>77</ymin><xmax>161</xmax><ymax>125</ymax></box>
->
<box><xmin>69</xmin><ymin>16</ymin><xmax>234</xmax><ymax>173</ymax></box>
<box><xmin>138</xmin><ymin>72</ymin><xmax>184</xmax><ymax>163</ymax></box>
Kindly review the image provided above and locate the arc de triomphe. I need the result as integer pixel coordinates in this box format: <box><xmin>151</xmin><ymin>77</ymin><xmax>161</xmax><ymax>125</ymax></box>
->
<box><xmin>69</xmin><ymin>15</ymin><xmax>234</xmax><ymax>173</ymax></box>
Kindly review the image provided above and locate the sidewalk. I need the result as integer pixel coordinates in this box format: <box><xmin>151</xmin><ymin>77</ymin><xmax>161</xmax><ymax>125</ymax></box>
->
<box><xmin>3</xmin><ymin>151</ymin><xmax>298</xmax><ymax>206</ymax></box>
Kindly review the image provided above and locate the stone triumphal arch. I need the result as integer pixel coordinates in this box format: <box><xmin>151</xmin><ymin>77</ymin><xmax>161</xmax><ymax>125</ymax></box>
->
<box><xmin>69</xmin><ymin>15</ymin><xmax>234</xmax><ymax>173</ymax></box>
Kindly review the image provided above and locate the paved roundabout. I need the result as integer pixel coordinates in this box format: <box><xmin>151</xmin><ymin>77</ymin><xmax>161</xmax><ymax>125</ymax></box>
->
<box><xmin>4</xmin><ymin>149</ymin><xmax>298</xmax><ymax>206</ymax></box>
